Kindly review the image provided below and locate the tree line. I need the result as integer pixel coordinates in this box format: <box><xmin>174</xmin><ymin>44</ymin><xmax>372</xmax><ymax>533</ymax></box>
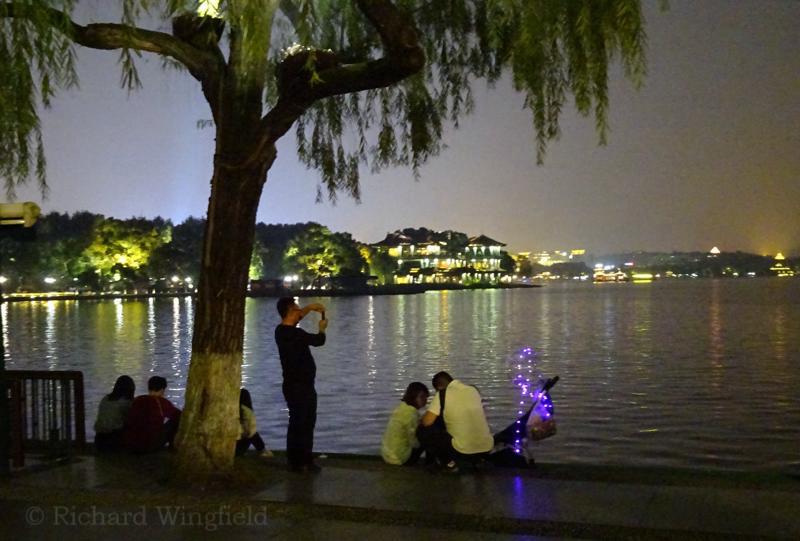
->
<box><xmin>0</xmin><ymin>211</ymin><xmax>397</xmax><ymax>292</ymax></box>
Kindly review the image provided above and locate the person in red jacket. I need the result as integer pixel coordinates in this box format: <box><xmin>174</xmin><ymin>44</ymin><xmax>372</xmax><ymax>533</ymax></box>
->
<box><xmin>123</xmin><ymin>376</ymin><xmax>181</xmax><ymax>453</ymax></box>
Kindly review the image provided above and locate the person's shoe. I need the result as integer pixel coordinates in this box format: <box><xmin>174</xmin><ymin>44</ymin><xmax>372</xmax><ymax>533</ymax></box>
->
<box><xmin>287</xmin><ymin>464</ymin><xmax>304</xmax><ymax>473</ymax></box>
<box><xmin>303</xmin><ymin>463</ymin><xmax>322</xmax><ymax>474</ymax></box>
<box><xmin>259</xmin><ymin>450</ymin><xmax>274</xmax><ymax>459</ymax></box>
<box><xmin>443</xmin><ymin>461</ymin><xmax>459</xmax><ymax>474</ymax></box>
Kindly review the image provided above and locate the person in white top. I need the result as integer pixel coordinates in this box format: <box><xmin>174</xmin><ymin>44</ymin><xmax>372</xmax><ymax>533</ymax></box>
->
<box><xmin>419</xmin><ymin>371</ymin><xmax>494</xmax><ymax>472</ymax></box>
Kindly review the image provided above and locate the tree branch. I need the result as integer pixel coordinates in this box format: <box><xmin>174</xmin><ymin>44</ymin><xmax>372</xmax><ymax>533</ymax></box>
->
<box><xmin>0</xmin><ymin>3</ymin><xmax>222</xmax><ymax>86</ymax></box>
<box><xmin>249</xmin><ymin>0</ymin><xmax>425</xmax><ymax>168</ymax></box>
<box><xmin>311</xmin><ymin>0</ymin><xmax>425</xmax><ymax>100</ymax></box>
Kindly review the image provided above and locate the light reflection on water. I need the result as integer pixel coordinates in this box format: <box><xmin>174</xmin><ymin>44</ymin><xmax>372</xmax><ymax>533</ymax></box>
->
<box><xmin>4</xmin><ymin>278</ymin><xmax>800</xmax><ymax>472</ymax></box>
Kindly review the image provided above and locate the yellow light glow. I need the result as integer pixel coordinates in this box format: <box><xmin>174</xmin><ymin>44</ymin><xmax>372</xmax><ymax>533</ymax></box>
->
<box><xmin>197</xmin><ymin>0</ymin><xmax>221</xmax><ymax>17</ymax></box>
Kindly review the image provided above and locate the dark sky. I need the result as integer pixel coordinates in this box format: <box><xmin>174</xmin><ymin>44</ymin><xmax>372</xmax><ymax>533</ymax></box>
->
<box><xmin>11</xmin><ymin>0</ymin><xmax>800</xmax><ymax>255</ymax></box>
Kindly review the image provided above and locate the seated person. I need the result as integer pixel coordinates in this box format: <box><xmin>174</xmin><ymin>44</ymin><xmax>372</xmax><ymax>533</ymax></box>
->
<box><xmin>418</xmin><ymin>371</ymin><xmax>494</xmax><ymax>472</ymax></box>
<box><xmin>123</xmin><ymin>376</ymin><xmax>181</xmax><ymax>453</ymax></box>
<box><xmin>236</xmin><ymin>388</ymin><xmax>272</xmax><ymax>458</ymax></box>
<box><xmin>94</xmin><ymin>375</ymin><xmax>135</xmax><ymax>452</ymax></box>
<box><xmin>381</xmin><ymin>382</ymin><xmax>429</xmax><ymax>465</ymax></box>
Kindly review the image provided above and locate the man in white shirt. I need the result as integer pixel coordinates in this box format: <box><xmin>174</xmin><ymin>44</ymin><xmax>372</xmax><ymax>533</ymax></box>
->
<box><xmin>419</xmin><ymin>371</ymin><xmax>494</xmax><ymax>472</ymax></box>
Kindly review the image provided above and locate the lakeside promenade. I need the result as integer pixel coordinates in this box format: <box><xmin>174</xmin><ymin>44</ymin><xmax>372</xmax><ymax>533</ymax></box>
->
<box><xmin>2</xmin><ymin>452</ymin><xmax>799</xmax><ymax>540</ymax></box>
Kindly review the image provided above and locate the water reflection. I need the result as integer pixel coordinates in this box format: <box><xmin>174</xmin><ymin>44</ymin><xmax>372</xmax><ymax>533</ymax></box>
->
<box><xmin>3</xmin><ymin>279</ymin><xmax>800</xmax><ymax>471</ymax></box>
<box><xmin>708</xmin><ymin>280</ymin><xmax>725</xmax><ymax>389</ymax></box>
<box><xmin>1</xmin><ymin>302</ymin><xmax>8</xmax><ymax>356</ymax></box>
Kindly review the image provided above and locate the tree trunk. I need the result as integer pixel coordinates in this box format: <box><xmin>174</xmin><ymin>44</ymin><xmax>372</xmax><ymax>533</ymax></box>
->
<box><xmin>174</xmin><ymin>138</ymin><xmax>272</xmax><ymax>480</ymax></box>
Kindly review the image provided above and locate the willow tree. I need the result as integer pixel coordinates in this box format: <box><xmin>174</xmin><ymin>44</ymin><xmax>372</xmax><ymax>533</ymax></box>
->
<box><xmin>1</xmin><ymin>0</ymin><xmax>648</xmax><ymax>479</ymax></box>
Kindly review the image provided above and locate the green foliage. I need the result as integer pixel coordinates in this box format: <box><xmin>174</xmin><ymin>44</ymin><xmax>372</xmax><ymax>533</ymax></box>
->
<box><xmin>1</xmin><ymin>0</ymin><xmax>648</xmax><ymax>204</ymax></box>
<box><xmin>0</xmin><ymin>211</ymin><xmax>96</xmax><ymax>288</ymax></box>
<box><xmin>147</xmin><ymin>216</ymin><xmax>204</xmax><ymax>280</ymax></box>
<box><xmin>254</xmin><ymin>222</ymin><xmax>315</xmax><ymax>278</ymax></box>
<box><xmin>499</xmin><ymin>251</ymin><xmax>515</xmax><ymax>272</ymax></box>
<box><xmin>82</xmin><ymin>217</ymin><xmax>170</xmax><ymax>283</ymax></box>
<box><xmin>292</xmin><ymin>0</ymin><xmax>648</xmax><ymax>198</ymax></box>
<box><xmin>282</xmin><ymin>223</ymin><xmax>366</xmax><ymax>284</ymax></box>
<box><xmin>248</xmin><ymin>239</ymin><xmax>266</xmax><ymax>279</ymax></box>
<box><xmin>362</xmin><ymin>246</ymin><xmax>395</xmax><ymax>285</ymax></box>
<box><xmin>0</xmin><ymin>0</ymin><xmax>78</xmax><ymax>197</ymax></box>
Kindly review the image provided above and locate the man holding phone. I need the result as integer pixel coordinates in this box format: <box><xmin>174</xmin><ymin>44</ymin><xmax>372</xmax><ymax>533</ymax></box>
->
<box><xmin>275</xmin><ymin>297</ymin><xmax>328</xmax><ymax>472</ymax></box>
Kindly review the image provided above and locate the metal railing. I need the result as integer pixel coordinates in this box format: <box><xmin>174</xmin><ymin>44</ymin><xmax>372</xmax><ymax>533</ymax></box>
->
<box><xmin>3</xmin><ymin>370</ymin><xmax>86</xmax><ymax>467</ymax></box>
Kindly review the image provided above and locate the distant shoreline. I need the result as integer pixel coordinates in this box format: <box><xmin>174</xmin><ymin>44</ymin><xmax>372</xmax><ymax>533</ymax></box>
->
<box><xmin>0</xmin><ymin>282</ymin><xmax>541</xmax><ymax>303</ymax></box>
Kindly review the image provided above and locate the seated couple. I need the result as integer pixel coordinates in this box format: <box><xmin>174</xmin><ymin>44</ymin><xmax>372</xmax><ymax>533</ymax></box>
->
<box><xmin>381</xmin><ymin>371</ymin><xmax>493</xmax><ymax>473</ymax></box>
<box><xmin>94</xmin><ymin>375</ymin><xmax>181</xmax><ymax>454</ymax></box>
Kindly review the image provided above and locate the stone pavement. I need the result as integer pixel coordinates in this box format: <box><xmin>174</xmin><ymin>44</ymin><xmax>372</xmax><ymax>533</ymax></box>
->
<box><xmin>1</xmin><ymin>453</ymin><xmax>798</xmax><ymax>540</ymax></box>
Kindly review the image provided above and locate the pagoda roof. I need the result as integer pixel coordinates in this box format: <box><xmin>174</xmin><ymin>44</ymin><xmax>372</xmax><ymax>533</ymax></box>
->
<box><xmin>371</xmin><ymin>232</ymin><xmax>413</xmax><ymax>247</ymax></box>
<box><xmin>468</xmin><ymin>234</ymin><xmax>506</xmax><ymax>247</ymax></box>
<box><xmin>372</xmin><ymin>229</ymin><xmax>450</xmax><ymax>247</ymax></box>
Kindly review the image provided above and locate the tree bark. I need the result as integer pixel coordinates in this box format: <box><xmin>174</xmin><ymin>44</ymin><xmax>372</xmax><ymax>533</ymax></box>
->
<box><xmin>174</xmin><ymin>132</ymin><xmax>273</xmax><ymax>478</ymax></box>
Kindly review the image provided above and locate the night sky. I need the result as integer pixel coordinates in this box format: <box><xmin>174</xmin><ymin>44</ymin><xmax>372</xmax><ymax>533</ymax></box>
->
<box><xmin>9</xmin><ymin>0</ymin><xmax>800</xmax><ymax>255</ymax></box>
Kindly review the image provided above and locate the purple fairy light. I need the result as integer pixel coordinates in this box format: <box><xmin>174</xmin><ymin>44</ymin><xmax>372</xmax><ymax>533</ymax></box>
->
<box><xmin>509</xmin><ymin>345</ymin><xmax>546</xmax><ymax>454</ymax></box>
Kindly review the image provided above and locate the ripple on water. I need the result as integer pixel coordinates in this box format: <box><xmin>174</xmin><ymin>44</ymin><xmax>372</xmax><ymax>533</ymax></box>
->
<box><xmin>4</xmin><ymin>279</ymin><xmax>800</xmax><ymax>470</ymax></box>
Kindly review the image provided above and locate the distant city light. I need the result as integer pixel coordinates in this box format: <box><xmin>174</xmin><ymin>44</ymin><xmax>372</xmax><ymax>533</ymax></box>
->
<box><xmin>185</xmin><ymin>277</ymin><xmax>193</xmax><ymax>283</ymax></box>
<box><xmin>44</xmin><ymin>277</ymin><xmax>56</xmax><ymax>284</ymax></box>
<box><xmin>0</xmin><ymin>276</ymin><xmax>7</xmax><ymax>284</ymax></box>
<box><xmin>171</xmin><ymin>275</ymin><xmax>180</xmax><ymax>283</ymax></box>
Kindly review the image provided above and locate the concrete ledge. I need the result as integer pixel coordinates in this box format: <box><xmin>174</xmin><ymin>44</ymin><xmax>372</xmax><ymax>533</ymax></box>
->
<box><xmin>2</xmin><ymin>453</ymin><xmax>798</xmax><ymax>540</ymax></box>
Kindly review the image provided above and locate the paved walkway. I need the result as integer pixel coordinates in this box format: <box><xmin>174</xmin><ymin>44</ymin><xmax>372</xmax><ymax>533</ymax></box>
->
<box><xmin>1</xmin><ymin>453</ymin><xmax>799</xmax><ymax>540</ymax></box>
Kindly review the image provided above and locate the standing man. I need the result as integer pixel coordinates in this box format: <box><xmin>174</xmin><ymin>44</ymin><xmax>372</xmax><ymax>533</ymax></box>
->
<box><xmin>275</xmin><ymin>297</ymin><xmax>328</xmax><ymax>473</ymax></box>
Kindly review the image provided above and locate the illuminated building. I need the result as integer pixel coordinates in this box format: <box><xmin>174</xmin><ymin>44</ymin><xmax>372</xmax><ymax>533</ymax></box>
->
<box><xmin>371</xmin><ymin>229</ymin><xmax>509</xmax><ymax>284</ymax></box>
<box><xmin>529</xmin><ymin>249</ymin><xmax>587</xmax><ymax>266</ymax></box>
<box><xmin>770</xmin><ymin>253</ymin><xmax>795</xmax><ymax>277</ymax></box>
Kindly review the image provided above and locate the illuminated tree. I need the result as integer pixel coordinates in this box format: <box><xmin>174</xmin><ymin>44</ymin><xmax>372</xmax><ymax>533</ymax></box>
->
<box><xmin>362</xmin><ymin>245</ymin><xmax>396</xmax><ymax>285</ymax></box>
<box><xmin>283</xmin><ymin>223</ymin><xmax>366</xmax><ymax>285</ymax></box>
<box><xmin>1</xmin><ymin>0</ymin><xmax>648</xmax><ymax>480</ymax></box>
<box><xmin>248</xmin><ymin>239</ymin><xmax>266</xmax><ymax>280</ymax></box>
<box><xmin>0</xmin><ymin>211</ymin><xmax>98</xmax><ymax>289</ymax></box>
<box><xmin>253</xmin><ymin>222</ymin><xmax>312</xmax><ymax>279</ymax></box>
<box><xmin>82</xmin><ymin>217</ymin><xmax>170</xmax><ymax>285</ymax></box>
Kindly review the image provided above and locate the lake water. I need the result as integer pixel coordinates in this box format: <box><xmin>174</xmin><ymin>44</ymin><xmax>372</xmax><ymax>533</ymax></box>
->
<box><xmin>4</xmin><ymin>279</ymin><xmax>799</xmax><ymax>472</ymax></box>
